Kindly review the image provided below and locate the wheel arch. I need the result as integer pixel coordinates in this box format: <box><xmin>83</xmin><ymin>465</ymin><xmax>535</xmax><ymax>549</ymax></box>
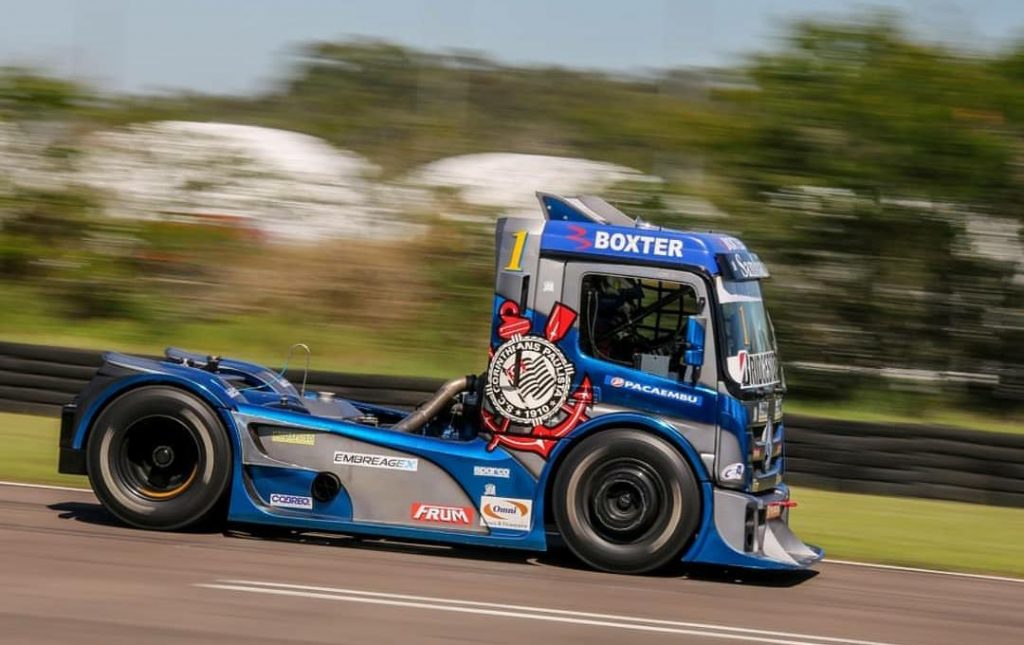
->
<box><xmin>538</xmin><ymin>413</ymin><xmax>711</xmax><ymax>531</ymax></box>
<box><xmin>73</xmin><ymin>375</ymin><xmax>237</xmax><ymax>454</ymax></box>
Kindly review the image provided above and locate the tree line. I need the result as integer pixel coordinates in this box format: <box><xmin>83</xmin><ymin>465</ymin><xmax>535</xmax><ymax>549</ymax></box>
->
<box><xmin>1</xmin><ymin>14</ymin><xmax>1022</xmax><ymax>411</ymax></box>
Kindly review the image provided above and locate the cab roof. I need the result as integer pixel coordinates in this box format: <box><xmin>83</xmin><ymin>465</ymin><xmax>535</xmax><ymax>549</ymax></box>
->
<box><xmin>535</xmin><ymin>192</ymin><xmax>768</xmax><ymax>280</ymax></box>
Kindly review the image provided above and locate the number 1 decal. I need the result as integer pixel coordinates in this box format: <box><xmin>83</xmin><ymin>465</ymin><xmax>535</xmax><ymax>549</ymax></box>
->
<box><xmin>505</xmin><ymin>230</ymin><xmax>528</xmax><ymax>271</ymax></box>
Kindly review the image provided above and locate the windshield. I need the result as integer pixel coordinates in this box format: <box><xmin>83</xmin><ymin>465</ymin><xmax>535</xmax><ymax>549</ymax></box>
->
<box><xmin>716</xmin><ymin>278</ymin><xmax>781</xmax><ymax>390</ymax></box>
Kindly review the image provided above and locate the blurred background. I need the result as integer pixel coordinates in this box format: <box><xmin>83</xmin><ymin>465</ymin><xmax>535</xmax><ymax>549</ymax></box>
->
<box><xmin>1</xmin><ymin>0</ymin><xmax>1022</xmax><ymax>430</ymax></box>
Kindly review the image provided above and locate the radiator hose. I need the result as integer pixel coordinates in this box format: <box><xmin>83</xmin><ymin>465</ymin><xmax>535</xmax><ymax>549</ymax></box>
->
<box><xmin>391</xmin><ymin>375</ymin><xmax>474</xmax><ymax>433</ymax></box>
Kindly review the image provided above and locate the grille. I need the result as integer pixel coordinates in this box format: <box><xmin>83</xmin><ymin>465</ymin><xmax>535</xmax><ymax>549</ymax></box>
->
<box><xmin>748</xmin><ymin>420</ymin><xmax>784</xmax><ymax>492</ymax></box>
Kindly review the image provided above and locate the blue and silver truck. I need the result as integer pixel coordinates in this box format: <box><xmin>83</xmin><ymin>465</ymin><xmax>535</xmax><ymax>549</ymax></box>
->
<box><xmin>59</xmin><ymin>192</ymin><xmax>822</xmax><ymax>574</ymax></box>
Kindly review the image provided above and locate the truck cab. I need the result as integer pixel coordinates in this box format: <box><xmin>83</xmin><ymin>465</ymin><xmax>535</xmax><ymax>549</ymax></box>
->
<box><xmin>479</xmin><ymin>193</ymin><xmax>820</xmax><ymax>570</ymax></box>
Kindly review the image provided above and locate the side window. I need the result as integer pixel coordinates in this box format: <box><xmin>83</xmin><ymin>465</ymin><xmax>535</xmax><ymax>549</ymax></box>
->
<box><xmin>579</xmin><ymin>273</ymin><xmax>701</xmax><ymax>379</ymax></box>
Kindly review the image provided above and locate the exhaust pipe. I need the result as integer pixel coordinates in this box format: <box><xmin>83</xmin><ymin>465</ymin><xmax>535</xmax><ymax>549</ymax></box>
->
<box><xmin>391</xmin><ymin>375</ymin><xmax>473</xmax><ymax>433</ymax></box>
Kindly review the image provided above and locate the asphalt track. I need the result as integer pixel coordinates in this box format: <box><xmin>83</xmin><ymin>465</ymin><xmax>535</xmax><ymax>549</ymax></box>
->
<box><xmin>1</xmin><ymin>484</ymin><xmax>1020</xmax><ymax>644</ymax></box>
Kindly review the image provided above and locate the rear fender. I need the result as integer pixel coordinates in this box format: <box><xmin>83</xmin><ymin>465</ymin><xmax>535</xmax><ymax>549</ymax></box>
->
<box><xmin>70</xmin><ymin>373</ymin><xmax>238</xmax><ymax>451</ymax></box>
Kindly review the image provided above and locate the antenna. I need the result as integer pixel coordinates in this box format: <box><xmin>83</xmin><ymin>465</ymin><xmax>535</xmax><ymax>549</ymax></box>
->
<box><xmin>281</xmin><ymin>343</ymin><xmax>311</xmax><ymax>396</ymax></box>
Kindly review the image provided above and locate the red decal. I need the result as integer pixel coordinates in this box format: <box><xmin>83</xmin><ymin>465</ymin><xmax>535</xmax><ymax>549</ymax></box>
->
<box><xmin>410</xmin><ymin>503</ymin><xmax>474</xmax><ymax>525</ymax></box>
<box><xmin>544</xmin><ymin>303</ymin><xmax>577</xmax><ymax>343</ymax></box>
<box><xmin>486</xmin><ymin>375</ymin><xmax>592</xmax><ymax>457</ymax></box>
<box><xmin>567</xmin><ymin>224</ymin><xmax>592</xmax><ymax>250</ymax></box>
<box><xmin>490</xmin><ymin>435</ymin><xmax>558</xmax><ymax>458</ymax></box>
<box><xmin>497</xmin><ymin>300</ymin><xmax>531</xmax><ymax>339</ymax></box>
<box><xmin>484</xmin><ymin>300</ymin><xmax>593</xmax><ymax>459</ymax></box>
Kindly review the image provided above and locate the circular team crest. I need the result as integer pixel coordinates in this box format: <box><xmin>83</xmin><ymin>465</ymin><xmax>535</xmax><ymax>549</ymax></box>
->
<box><xmin>486</xmin><ymin>335</ymin><xmax>575</xmax><ymax>426</ymax></box>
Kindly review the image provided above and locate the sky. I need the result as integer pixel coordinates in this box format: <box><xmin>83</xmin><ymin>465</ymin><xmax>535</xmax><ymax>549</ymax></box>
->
<box><xmin>0</xmin><ymin>0</ymin><xmax>1022</xmax><ymax>95</ymax></box>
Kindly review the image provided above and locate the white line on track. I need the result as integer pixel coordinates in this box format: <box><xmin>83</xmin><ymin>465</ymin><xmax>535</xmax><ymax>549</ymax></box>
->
<box><xmin>824</xmin><ymin>559</ymin><xmax>1024</xmax><ymax>584</ymax></box>
<box><xmin>198</xmin><ymin>579</ymin><xmax>900</xmax><ymax>645</ymax></box>
<box><xmin>1</xmin><ymin>480</ymin><xmax>1020</xmax><ymax>585</ymax></box>
<box><xmin>0</xmin><ymin>480</ymin><xmax>92</xmax><ymax>493</ymax></box>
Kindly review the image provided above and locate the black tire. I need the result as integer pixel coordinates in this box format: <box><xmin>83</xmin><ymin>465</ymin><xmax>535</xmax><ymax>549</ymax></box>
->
<box><xmin>552</xmin><ymin>429</ymin><xmax>701</xmax><ymax>574</ymax></box>
<box><xmin>86</xmin><ymin>386</ymin><xmax>232</xmax><ymax>530</ymax></box>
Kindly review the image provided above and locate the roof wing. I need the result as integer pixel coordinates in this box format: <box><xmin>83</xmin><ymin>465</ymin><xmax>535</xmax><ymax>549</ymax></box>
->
<box><xmin>535</xmin><ymin>192</ymin><xmax>634</xmax><ymax>226</ymax></box>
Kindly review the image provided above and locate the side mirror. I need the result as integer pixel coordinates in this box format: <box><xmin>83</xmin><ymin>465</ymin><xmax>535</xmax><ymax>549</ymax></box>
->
<box><xmin>682</xmin><ymin>317</ymin><xmax>705</xmax><ymax>367</ymax></box>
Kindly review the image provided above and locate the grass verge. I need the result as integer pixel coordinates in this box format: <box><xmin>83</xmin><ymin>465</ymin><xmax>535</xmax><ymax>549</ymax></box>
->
<box><xmin>0</xmin><ymin>413</ymin><xmax>88</xmax><ymax>488</ymax></box>
<box><xmin>789</xmin><ymin>486</ymin><xmax>1024</xmax><ymax>577</ymax></box>
<box><xmin>2</xmin><ymin>412</ymin><xmax>1022</xmax><ymax>577</ymax></box>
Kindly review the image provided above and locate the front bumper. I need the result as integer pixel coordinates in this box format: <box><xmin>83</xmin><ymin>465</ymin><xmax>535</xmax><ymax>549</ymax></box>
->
<box><xmin>684</xmin><ymin>483</ymin><xmax>823</xmax><ymax>569</ymax></box>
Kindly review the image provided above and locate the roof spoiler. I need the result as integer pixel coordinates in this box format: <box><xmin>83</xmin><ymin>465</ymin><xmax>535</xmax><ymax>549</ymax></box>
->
<box><xmin>535</xmin><ymin>192</ymin><xmax>635</xmax><ymax>226</ymax></box>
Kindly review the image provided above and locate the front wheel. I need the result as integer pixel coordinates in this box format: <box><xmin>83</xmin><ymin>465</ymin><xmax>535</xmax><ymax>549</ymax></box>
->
<box><xmin>552</xmin><ymin>429</ymin><xmax>701</xmax><ymax>574</ymax></box>
<box><xmin>86</xmin><ymin>386</ymin><xmax>232</xmax><ymax>530</ymax></box>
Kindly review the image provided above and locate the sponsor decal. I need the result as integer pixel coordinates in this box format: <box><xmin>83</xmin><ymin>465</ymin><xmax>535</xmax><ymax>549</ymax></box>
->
<box><xmin>410</xmin><ymin>503</ymin><xmax>474</xmax><ymax>525</ymax></box>
<box><xmin>721</xmin><ymin>236</ymin><xmax>746</xmax><ymax>251</ymax></box>
<box><xmin>593</xmin><ymin>230</ymin><xmax>684</xmax><ymax>259</ymax></box>
<box><xmin>720</xmin><ymin>462</ymin><xmax>745</xmax><ymax>482</ymax></box>
<box><xmin>483</xmin><ymin>483</ymin><xmax>497</xmax><ymax>496</ymax></box>
<box><xmin>605</xmin><ymin>376</ymin><xmax>700</xmax><ymax>405</ymax></box>
<box><xmin>482</xmin><ymin>300</ymin><xmax>593</xmax><ymax>458</ymax></box>
<box><xmin>473</xmin><ymin>466</ymin><xmax>511</xmax><ymax>479</ymax></box>
<box><xmin>269</xmin><ymin>493</ymin><xmax>313</xmax><ymax>510</ymax></box>
<box><xmin>720</xmin><ymin>251</ymin><xmax>770</xmax><ymax>280</ymax></box>
<box><xmin>487</xmin><ymin>334</ymin><xmax>575</xmax><ymax>424</ymax></box>
<box><xmin>567</xmin><ymin>224</ymin><xmax>592</xmax><ymax>250</ymax></box>
<box><xmin>270</xmin><ymin>430</ymin><xmax>316</xmax><ymax>446</ymax></box>
<box><xmin>480</xmin><ymin>496</ymin><xmax>533</xmax><ymax>531</ymax></box>
<box><xmin>742</xmin><ymin>350</ymin><xmax>779</xmax><ymax>390</ymax></box>
<box><xmin>727</xmin><ymin>350</ymin><xmax>780</xmax><ymax>390</ymax></box>
<box><xmin>333</xmin><ymin>451</ymin><xmax>418</xmax><ymax>472</ymax></box>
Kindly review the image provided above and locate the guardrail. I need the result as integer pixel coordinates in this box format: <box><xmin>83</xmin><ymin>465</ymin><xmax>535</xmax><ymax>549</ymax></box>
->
<box><xmin>2</xmin><ymin>340</ymin><xmax>1022</xmax><ymax>508</ymax></box>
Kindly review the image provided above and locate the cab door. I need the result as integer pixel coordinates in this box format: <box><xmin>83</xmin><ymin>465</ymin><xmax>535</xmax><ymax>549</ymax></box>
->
<box><xmin>557</xmin><ymin>261</ymin><xmax>719</xmax><ymax>429</ymax></box>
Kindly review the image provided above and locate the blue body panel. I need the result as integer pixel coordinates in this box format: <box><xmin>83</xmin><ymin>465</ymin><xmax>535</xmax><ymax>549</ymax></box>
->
<box><xmin>540</xmin><ymin>219</ymin><xmax>747</xmax><ymax>275</ymax></box>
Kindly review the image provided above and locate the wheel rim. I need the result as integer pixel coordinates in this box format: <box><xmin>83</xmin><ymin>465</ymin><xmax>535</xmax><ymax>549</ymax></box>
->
<box><xmin>584</xmin><ymin>458</ymin><xmax>665</xmax><ymax>544</ymax></box>
<box><xmin>116</xmin><ymin>415</ymin><xmax>200</xmax><ymax>500</ymax></box>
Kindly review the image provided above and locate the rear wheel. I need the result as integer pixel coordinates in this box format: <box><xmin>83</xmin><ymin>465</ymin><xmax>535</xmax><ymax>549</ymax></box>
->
<box><xmin>86</xmin><ymin>386</ymin><xmax>232</xmax><ymax>530</ymax></box>
<box><xmin>552</xmin><ymin>429</ymin><xmax>700</xmax><ymax>574</ymax></box>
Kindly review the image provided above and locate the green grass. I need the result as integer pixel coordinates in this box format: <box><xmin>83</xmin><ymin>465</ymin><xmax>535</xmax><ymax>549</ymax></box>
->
<box><xmin>789</xmin><ymin>486</ymin><xmax>1024</xmax><ymax>577</ymax></box>
<box><xmin>0</xmin><ymin>413</ymin><xmax>88</xmax><ymax>488</ymax></box>
<box><xmin>0</xmin><ymin>283</ymin><xmax>481</xmax><ymax>378</ymax></box>
<box><xmin>785</xmin><ymin>398</ymin><xmax>1023</xmax><ymax>436</ymax></box>
<box><xmin>2</xmin><ymin>412</ymin><xmax>1022</xmax><ymax>576</ymax></box>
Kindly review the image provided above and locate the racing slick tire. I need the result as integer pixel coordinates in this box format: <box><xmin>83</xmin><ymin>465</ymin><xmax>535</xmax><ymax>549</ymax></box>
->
<box><xmin>86</xmin><ymin>386</ymin><xmax>232</xmax><ymax>531</ymax></box>
<box><xmin>552</xmin><ymin>429</ymin><xmax>700</xmax><ymax>574</ymax></box>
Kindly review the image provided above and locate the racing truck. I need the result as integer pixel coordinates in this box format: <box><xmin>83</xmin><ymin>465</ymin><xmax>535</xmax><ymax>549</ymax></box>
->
<box><xmin>58</xmin><ymin>193</ymin><xmax>822</xmax><ymax>574</ymax></box>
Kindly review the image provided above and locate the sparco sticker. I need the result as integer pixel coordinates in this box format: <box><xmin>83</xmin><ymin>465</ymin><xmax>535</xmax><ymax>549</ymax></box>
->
<box><xmin>486</xmin><ymin>334</ymin><xmax>575</xmax><ymax>425</ymax></box>
<box><xmin>473</xmin><ymin>466</ymin><xmax>511</xmax><ymax>479</ymax></box>
<box><xmin>410</xmin><ymin>503</ymin><xmax>473</xmax><ymax>525</ymax></box>
<box><xmin>480</xmin><ymin>496</ymin><xmax>532</xmax><ymax>531</ymax></box>
<box><xmin>269</xmin><ymin>493</ymin><xmax>313</xmax><ymax>510</ymax></box>
<box><xmin>333</xmin><ymin>451</ymin><xmax>418</xmax><ymax>472</ymax></box>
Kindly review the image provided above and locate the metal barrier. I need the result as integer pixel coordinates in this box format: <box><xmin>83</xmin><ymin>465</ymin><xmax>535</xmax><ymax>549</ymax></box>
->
<box><xmin>2</xmin><ymin>340</ymin><xmax>1021</xmax><ymax>507</ymax></box>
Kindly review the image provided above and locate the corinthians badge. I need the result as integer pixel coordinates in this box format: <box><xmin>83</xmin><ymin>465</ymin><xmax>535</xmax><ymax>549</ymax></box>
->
<box><xmin>483</xmin><ymin>300</ymin><xmax>593</xmax><ymax>457</ymax></box>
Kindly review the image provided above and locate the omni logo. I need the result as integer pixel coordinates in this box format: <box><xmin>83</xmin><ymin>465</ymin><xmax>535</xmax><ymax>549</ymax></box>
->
<box><xmin>480</xmin><ymin>495</ymin><xmax>533</xmax><ymax>531</ymax></box>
